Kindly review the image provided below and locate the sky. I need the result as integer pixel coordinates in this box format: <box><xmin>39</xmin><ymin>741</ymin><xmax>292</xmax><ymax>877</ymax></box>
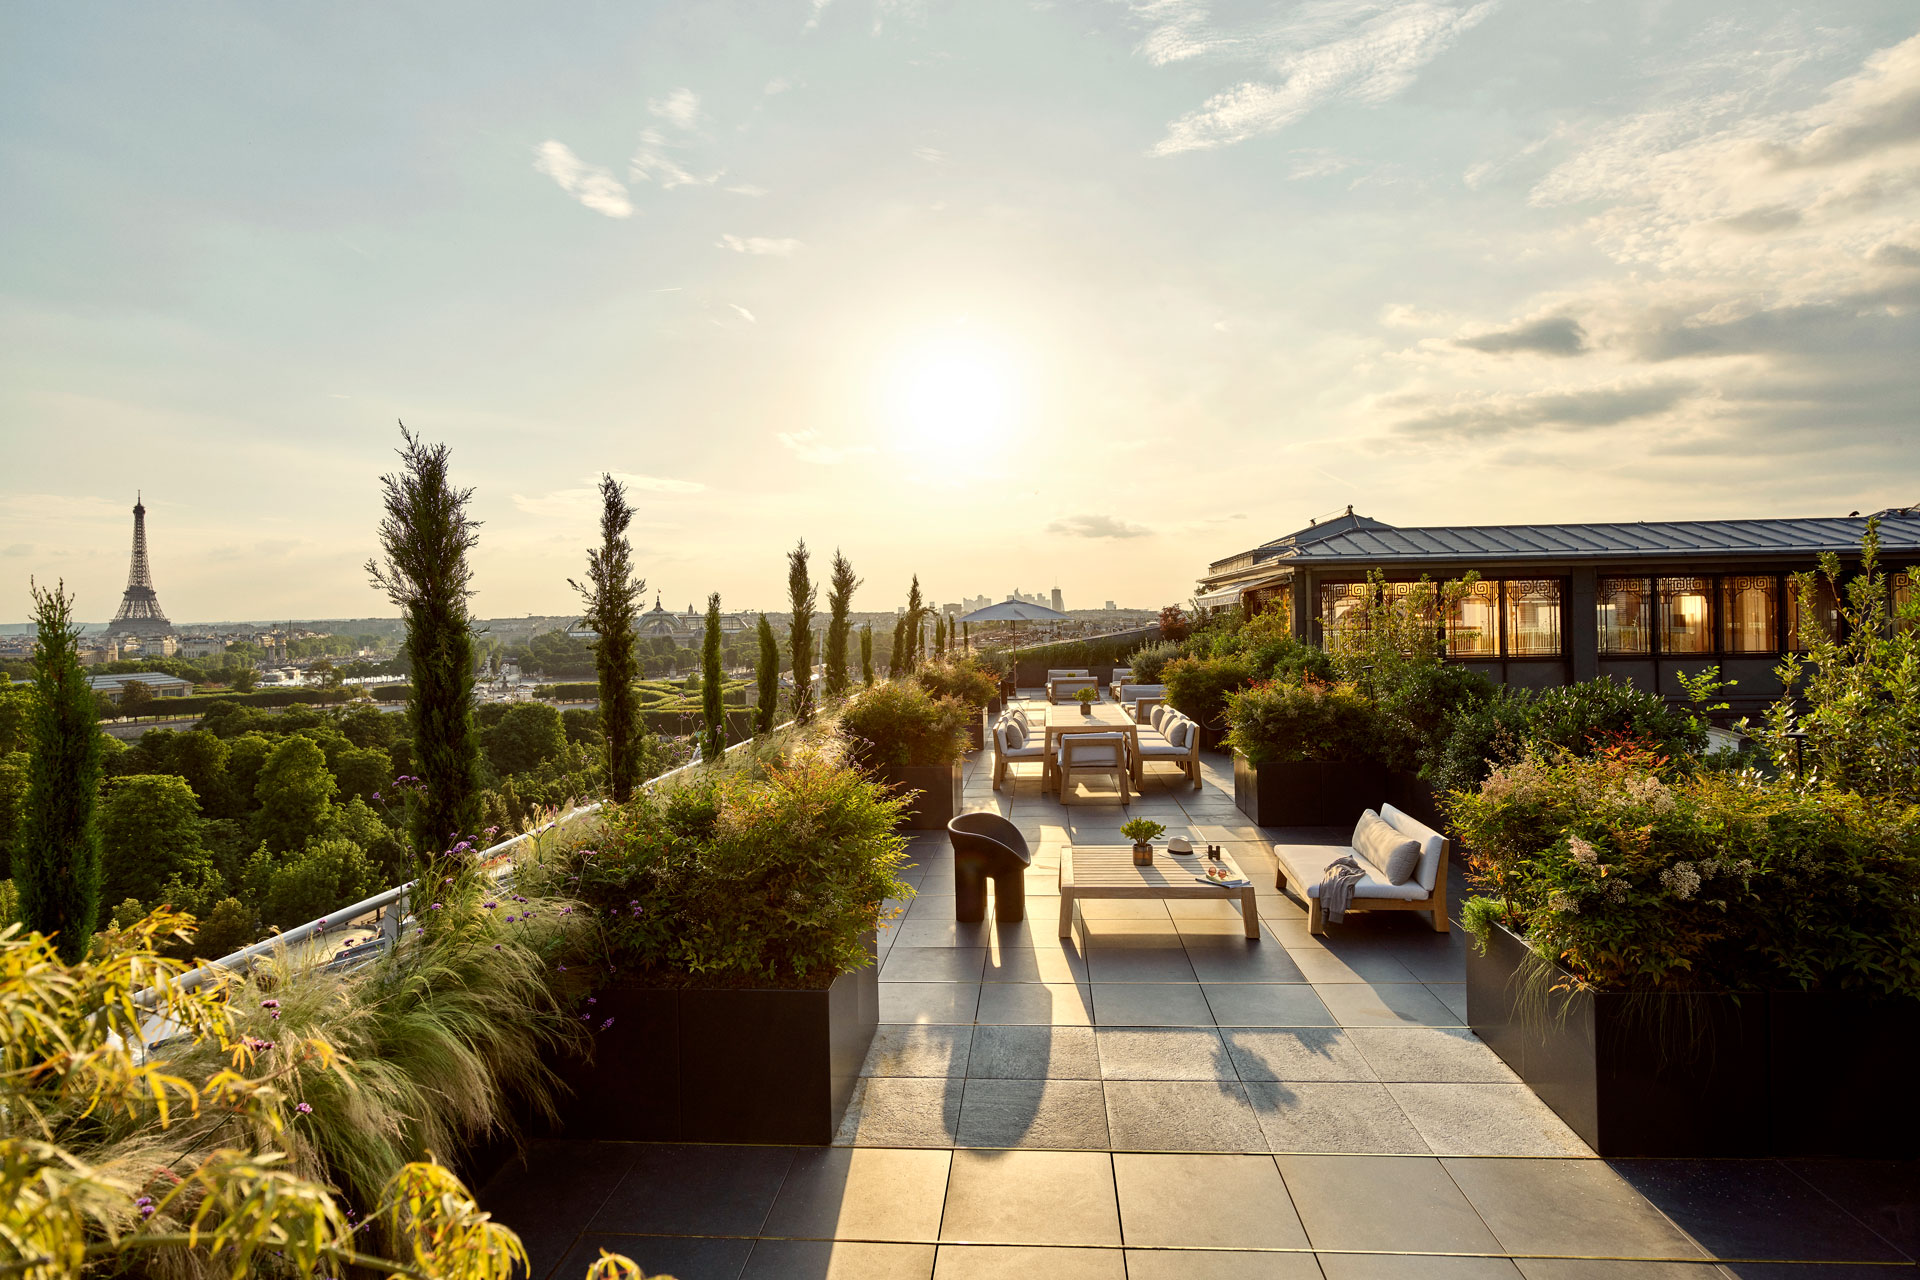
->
<box><xmin>4</xmin><ymin>1</ymin><xmax>1919</xmax><ymax>625</ymax></box>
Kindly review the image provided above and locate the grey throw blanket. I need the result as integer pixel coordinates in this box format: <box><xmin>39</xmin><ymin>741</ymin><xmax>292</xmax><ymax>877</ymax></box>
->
<box><xmin>1319</xmin><ymin>855</ymin><xmax>1366</xmax><ymax>923</ymax></box>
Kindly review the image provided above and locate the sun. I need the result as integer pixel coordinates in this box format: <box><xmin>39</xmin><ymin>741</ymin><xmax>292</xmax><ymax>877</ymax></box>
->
<box><xmin>881</xmin><ymin>332</ymin><xmax>1021</xmax><ymax>461</ymax></box>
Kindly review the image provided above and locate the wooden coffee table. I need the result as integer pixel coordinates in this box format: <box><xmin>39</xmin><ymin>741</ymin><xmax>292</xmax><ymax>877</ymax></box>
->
<box><xmin>1059</xmin><ymin>845</ymin><xmax>1259</xmax><ymax>939</ymax></box>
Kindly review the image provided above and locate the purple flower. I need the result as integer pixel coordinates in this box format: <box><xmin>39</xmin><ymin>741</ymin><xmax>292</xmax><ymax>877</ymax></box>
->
<box><xmin>296</xmin><ymin>1102</ymin><xmax>313</xmax><ymax>1115</ymax></box>
<box><xmin>600</xmin><ymin>1018</ymin><xmax>614</xmax><ymax>1031</ymax></box>
<box><xmin>429</xmin><ymin>902</ymin><xmax>443</xmax><ymax>911</ymax></box>
<box><xmin>372</xmin><ymin>792</ymin><xmax>381</xmax><ymax>802</ymax></box>
<box><xmin>483</xmin><ymin>901</ymin><xmax>497</xmax><ymax>910</ymax></box>
<box><xmin>135</xmin><ymin>1195</ymin><xmax>155</xmax><ymax>1219</ymax></box>
<box><xmin>260</xmin><ymin>999</ymin><xmax>279</xmax><ymax>1010</ymax></box>
<box><xmin>557</xmin><ymin>963</ymin><xmax>567</xmax><ymax>972</ymax></box>
<box><xmin>504</xmin><ymin>915</ymin><xmax>516</xmax><ymax>923</ymax></box>
<box><xmin>244</xmin><ymin>1036</ymin><xmax>274</xmax><ymax>1053</ymax></box>
<box><xmin>586</xmin><ymin>997</ymin><xmax>596</xmax><ymax>1005</ymax></box>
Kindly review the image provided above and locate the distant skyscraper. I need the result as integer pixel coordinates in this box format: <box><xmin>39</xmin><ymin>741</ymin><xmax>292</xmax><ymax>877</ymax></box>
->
<box><xmin>1050</xmin><ymin>587</ymin><xmax>1064</xmax><ymax>613</ymax></box>
<box><xmin>105</xmin><ymin>493</ymin><xmax>174</xmax><ymax>639</ymax></box>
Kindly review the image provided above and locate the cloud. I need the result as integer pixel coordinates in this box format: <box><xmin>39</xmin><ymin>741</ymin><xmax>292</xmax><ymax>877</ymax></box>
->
<box><xmin>1148</xmin><ymin>2</ymin><xmax>1497</xmax><ymax>156</ymax></box>
<box><xmin>1870</xmin><ymin>241</ymin><xmax>1920</xmax><ymax>267</ymax></box>
<box><xmin>729</xmin><ymin>303</ymin><xmax>757</xmax><ymax>323</ymax></box>
<box><xmin>648</xmin><ymin>88</ymin><xmax>701</xmax><ymax>130</ymax></box>
<box><xmin>726</xmin><ymin>184</ymin><xmax>769</xmax><ymax>197</ymax></box>
<box><xmin>1455</xmin><ymin>316</ymin><xmax>1588</xmax><ymax>356</ymax></box>
<box><xmin>513</xmin><ymin>473</ymin><xmax>705</xmax><ymax>517</ymax></box>
<box><xmin>1047</xmin><ymin>514</ymin><xmax>1153</xmax><ymax>539</ymax></box>
<box><xmin>716</xmin><ymin>234</ymin><xmax>802</xmax><ymax>255</ymax></box>
<box><xmin>1394</xmin><ymin>380</ymin><xmax>1696</xmax><ymax>440</ymax></box>
<box><xmin>3</xmin><ymin>544</ymin><xmax>32</xmax><ymax>557</ymax></box>
<box><xmin>1288</xmin><ymin>149</ymin><xmax>1356</xmax><ymax>179</ymax></box>
<box><xmin>1715</xmin><ymin>205</ymin><xmax>1802</xmax><ymax>234</ymax></box>
<box><xmin>764</xmin><ymin>76</ymin><xmax>795</xmax><ymax>95</ymax></box>
<box><xmin>778</xmin><ymin>430</ymin><xmax>874</xmax><ymax>465</ymax></box>
<box><xmin>629</xmin><ymin>130</ymin><xmax>722</xmax><ymax>189</ymax></box>
<box><xmin>532</xmin><ymin>141</ymin><xmax>633</xmax><ymax>217</ymax></box>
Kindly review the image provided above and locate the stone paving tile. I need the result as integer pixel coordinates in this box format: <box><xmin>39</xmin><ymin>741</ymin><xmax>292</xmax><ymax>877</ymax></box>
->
<box><xmin>738</xmin><ymin>1239</ymin><xmax>937</xmax><ymax>1280</ymax></box>
<box><xmin>1123</xmin><ymin>1252</ymin><xmax>1325</xmax><ymax>1279</ymax></box>
<box><xmin>1389</xmin><ymin>1083</ymin><xmax>1591</xmax><ymax>1156</ymax></box>
<box><xmin>1092</xmin><ymin>982</ymin><xmax>1216</xmax><ymax>1026</ymax></box>
<box><xmin>553</xmin><ymin>1233</ymin><xmax>754</xmax><ymax>1280</ymax></box>
<box><xmin>1221</xmin><ymin>1027</ymin><xmax>1375</xmax><ymax>1082</ymax></box>
<box><xmin>1094</xmin><ymin>1027</ymin><xmax>1237</xmax><ymax>1080</ymax></box>
<box><xmin>1285</xmin><ymin>949</ymin><xmax>1422</xmax><ymax>984</ymax></box>
<box><xmin>1079</xmin><ymin>942</ymin><xmax>1196</xmax><ymax>973</ymax></box>
<box><xmin>1201</xmin><ymin>983</ymin><xmax>1338</xmax><ymax>1027</ymax></box>
<box><xmin>967</xmin><ymin>1025</ymin><xmax>1102</xmax><ymax>1079</ymax></box>
<box><xmin>1103</xmin><ymin>1080</ymin><xmax>1268</xmax><ymax>1152</ymax></box>
<box><xmin>981</xmin><ymin>945</ymin><xmax>1088</xmax><ymax>984</ymax></box>
<box><xmin>1275</xmin><ymin>1154</ymin><xmax>1503</xmax><ymax>1255</ymax></box>
<box><xmin>956</xmin><ymin>1078</ymin><xmax>1111</xmax><ymax>1149</ymax></box>
<box><xmin>879</xmin><ymin>982</ymin><xmax>982</xmax><ymax>1025</ymax></box>
<box><xmin>1245</xmin><ymin>1081</ymin><xmax>1431</xmax><ymax>1154</ymax></box>
<box><xmin>939</xmin><ymin>1149</ymin><xmax>1121</xmax><ymax>1245</ymax></box>
<box><xmin>1183</xmin><ymin>943</ymin><xmax>1309</xmax><ymax>983</ymax></box>
<box><xmin>932</xmin><ymin>1244</ymin><xmax>1126</xmax><ymax>1279</ymax></box>
<box><xmin>585</xmin><ymin>1143</ymin><xmax>794</xmax><ymax>1237</ymax></box>
<box><xmin>1113</xmin><ymin>1153</ymin><xmax>1308</xmax><ymax>1249</ymax></box>
<box><xmin>1317</xmin><ymin>1257</ymin><xmax>1523</xmax><ymax>1280</ymax></box>
<box><xmin>476</xmin><ymin>1140</ymin><xmax>636</xmax><ymax>1280</ymax></box>
<box><xmin>1443</xmin><ymin>1157</ymin><xmax>1710</xmax><ymax>1261</ymax></box>
<box><xmin>975</xmin><ymin>981</ymin><xmax>1094</xmax><ymax>1025</ymax></box>
<box><xmin>860</xmin><ymin>1025</ymin><xmax>974</xmax><ymax>1078</ymax></box>
<box><xmin>834</xmin><ymin>1077</ymin><xmax>964</xmax><ymax>1146</ymax></box>
<box><xmin>762</xmin><ymin>1147</ymin><xmax>952</xmax><ymax>1241</ymax></box>
<box><xmin>1513</xmin><ymin>1264</ymin><xmax>1727</xmax><ymax>1280</ymax></box>
<box><xmin>1314</xmin><ymin>982</ymin><xmax>1463</xmax><ymax>1028</ymax></box>
<box><xmin>1346</xmin><ymin>1026</ymin><xmax>1515</xmax><ymax>1083</ymax></box>
<box><xmin>1609</xmin><ymin>1160</ymin><xmax>1913</xmax><ymax>1263</ymax></box>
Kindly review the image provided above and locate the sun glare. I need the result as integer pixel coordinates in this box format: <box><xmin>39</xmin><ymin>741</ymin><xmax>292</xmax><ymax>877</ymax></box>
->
<box><xmin>881</xmin><ymin>333</ymin><xmax>1021</xmax><ymax>463</ymax></box>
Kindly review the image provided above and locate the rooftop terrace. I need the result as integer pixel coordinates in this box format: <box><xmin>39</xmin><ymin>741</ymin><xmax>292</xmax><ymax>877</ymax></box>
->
<box><xmin>479</xmin><ymin>691</ymin><xmax>1918</xmax><ymax>1280</ymax></box>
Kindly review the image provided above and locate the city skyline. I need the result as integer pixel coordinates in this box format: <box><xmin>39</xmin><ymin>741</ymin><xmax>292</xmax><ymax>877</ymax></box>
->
<box><xmin>6</xmin><ymin>3</ymin><xmax>1920</xmax><ymax>622</ymax></box>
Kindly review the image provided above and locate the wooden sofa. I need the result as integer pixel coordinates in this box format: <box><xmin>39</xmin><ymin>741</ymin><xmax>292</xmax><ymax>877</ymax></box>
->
<box><xmin>1272</xmin><ymin>803</ymin><xmax>1450</xmax><ymax>936</ymax></box>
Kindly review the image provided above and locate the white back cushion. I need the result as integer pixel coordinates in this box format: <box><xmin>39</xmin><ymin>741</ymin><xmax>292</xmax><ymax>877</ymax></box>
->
<box><xmin>1380</xmin><ymin>803</ymin><xmax>1447</xmax><ymax>892</ymax></box>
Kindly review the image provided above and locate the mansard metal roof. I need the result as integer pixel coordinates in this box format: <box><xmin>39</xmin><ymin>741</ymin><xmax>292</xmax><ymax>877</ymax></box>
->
<box><xmin>1231</xmin><ymin>509</ymin><xmax>1920</xmax><ymax>569</ymax></box>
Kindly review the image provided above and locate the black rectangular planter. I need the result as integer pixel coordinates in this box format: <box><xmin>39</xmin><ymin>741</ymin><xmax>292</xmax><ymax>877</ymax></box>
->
<box><xmin>1233</xmin><ymin>753</ymin><xmax>1387</xmax><ymax>827</ymax></box>
<box><xmin>554</xmin><ymin>943</ymin><xmax>879</xmax><ymax>1145</ymax></box>
<box><xmin>878</xmin><ymin>761</ymin><xmax>963</xmax><ymax>830</ymax></box>
<box><xmin>1467</xmin><ymin>921</ymin><xmax>1920</xmax><ymax>1156</ymax></box>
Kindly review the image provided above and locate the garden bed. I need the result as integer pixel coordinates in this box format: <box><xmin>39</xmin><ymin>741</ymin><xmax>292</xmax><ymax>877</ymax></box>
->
<box><xmin>1467</xmin><ymin>921</ymin><xmax>1920</xmax><ymax>1156</ymax></box>
<box><xmin>1232</xmin><ymin>753</ymin><xmax>1386</xmax><ymax>826</ymax></box>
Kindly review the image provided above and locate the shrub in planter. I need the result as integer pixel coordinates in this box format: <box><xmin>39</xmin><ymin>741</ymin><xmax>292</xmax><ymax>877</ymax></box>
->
<box><xmin>1128</xmin><ymin>639</ymin><xmax>1184</xmax><ymax>684</ymax></box>
<box><xmin>838</xmin><ymin>680</ymin><xmax>970</xmax><ymax>772</ymax></box>
<box><xmin>1161</xmin><ymin>654</ymin><xmax>1254</xmax><ymax>740</ymax></box>
<box><xmin>1450</xmin><ymin>748</ymin><xmax>1920</xmax><ymax>997</ymax></box>
<box><xmin>1225</xmin><ymin>678</ymin><xmax>1381</xmax><ymax>765</ymax></box>
<box><xmin>916</xmin><ymin>658</ymin><xmax>999</xmax><ymax>710</ymax></box>
<box><xmin>574</xmin><ymin>752</ymin><xmax>912</xmax><ymax>985</ymax></box>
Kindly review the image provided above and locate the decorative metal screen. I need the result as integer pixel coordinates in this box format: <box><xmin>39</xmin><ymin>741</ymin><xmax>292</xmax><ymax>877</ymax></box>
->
<box><xmin>1894</xmin><ymin>572</ymin><xmax>1914</xmax><ymax>632</ymax></box>
<box><xmin>1721</xmin><ymin>575</ymin><xmax>1778</xmax><ymax>653</ymax></box>
<box><xmin>1597</xmin><ymin>577</ymin><xmax>1652</xmax><ymax>655</ymax></box>
<box><xmin>1786</xmin><ymin>575</ymin><xmax>1840</xmax><ymax>651</ymax></box>
<box><xmin>1658</xmin><ymin>576</ymin><xmax>1713</xmax><ymax>654</ymax></box>
<box><xmin>1248</xmin><ymin>589</ymin><xmax>1292</xmax><ymax>632</ymax></box>
<box><xmin>1319</xmin><ymin>582</ymin><xmax>1372</xmax><ymax>645</ymax></box>
<box><xmin>1448</xmin><ymin>579</ymin><xmax>1499</xmax><ymax>656</ymax></box>
<box><xmin>1503</xmin><ymin>579</ymin><xmax>1563</xmax><ymax>656</ymax></box>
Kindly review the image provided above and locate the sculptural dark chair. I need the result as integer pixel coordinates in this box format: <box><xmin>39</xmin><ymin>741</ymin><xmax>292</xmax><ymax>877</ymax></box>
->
<box><xmin>947</xmin><ymin>812</ymin><xmax>1033</xmax><ymax>923</ymax></box>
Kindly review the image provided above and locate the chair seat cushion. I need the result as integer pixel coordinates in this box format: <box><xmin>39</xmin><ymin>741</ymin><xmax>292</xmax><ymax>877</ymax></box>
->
<box><xmin>1136</xmin><ymin>741</ymin><xmax>1188</xmax><ymax>758</ymax></box>
<box><xmin>1000</xmin><ymin>742</ymin><xmax>1045</xmax><ymax>759</ymax></box>
<box><xmin>1061</xmin><ymin>747</ymin><xmax>1123</xmax><ymax>766</ymax></box>
<box><xmin>1274</xmin><ymin>843</ymin><xmax>1430</xmax><ymax>901</ymax></box>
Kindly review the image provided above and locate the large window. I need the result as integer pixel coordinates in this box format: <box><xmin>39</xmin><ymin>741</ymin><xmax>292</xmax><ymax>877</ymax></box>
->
<box><xmin>1597</xmin><ymin>577</ymin><xmax>1652</xmax><ymax>655</ymax></box>
<box><xmin>1721</xmin><ymin>576</ymin><xmax>1778</xmax><ymax>652</ymax></box>
<box><xmin>1658</xmin><ymin>577</ymin><xmax>1714</xmax><ymax>654</ymax></box>
<box><xmin>1504</xmin><ymin>579</ymin><xmax>1563</xmax><ymax>656</ymax></box>
<box><xmin>1448</xmin><ymin>579</ymin><xmax>1499</xmax><ymax>656</ymax></box>
<box><xmin>1319</xmin><ymin>582</ymin><xmax>1371</xmax><ymax>645</ymax></box>
<box><xmin>1786</xmin><ymin>576</ymin><xmax>1840</xmax><ymax>651</ymax></box>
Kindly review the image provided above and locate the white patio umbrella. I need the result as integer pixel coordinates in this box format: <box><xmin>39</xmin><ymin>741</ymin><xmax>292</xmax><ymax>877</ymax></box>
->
<box><xmin>957</xmin><ymin>598</ymin><xmax>1070</xmax><ymax>653</ymax></box>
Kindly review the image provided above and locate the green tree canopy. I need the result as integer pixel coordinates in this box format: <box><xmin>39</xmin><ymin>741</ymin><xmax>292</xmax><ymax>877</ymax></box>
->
<box><xmin>257</xmin><ymin>835</ymin><xmax>384</xmax><ymax>929</ymax></box>
<box><xmin>99</xmin><ymin>774</ymin><xmax>215</xmax><ymax>908</ymax></box>
<box><xmin>167</xmin><ymin>728</ymin><xmax>232</xmax><ymax>812</ymax></box>
<box><xmin>253</xmin><ymin>735</ymin><xmax>338</xmax><ymax>853</ymax></box>
<box><xmin>482</xmin><ymin>702</ymin><xmax>568</xmax><ymax>777</ymax></box>
<box><xmin>333</xmin><ymin>744</ymin><xmax>393</xmax><ymax>804</ymax></box>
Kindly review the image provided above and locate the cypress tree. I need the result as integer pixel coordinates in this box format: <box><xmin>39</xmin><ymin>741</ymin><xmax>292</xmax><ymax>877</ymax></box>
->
<box><xmin>823</xmin><ymin>549</ymin><xmax>861</xmax><ymax>701</ymax></box>
<box><xmin>16</xmin><ymin>580</ymin><xmax>103</xmax><ymax>961</ymax></box>
<box><xmin>888</xmin><ymin>614</ymin><xmax>908</xmax><ymax>678</ymax></box>
<box><xmin>569</xmin><ymin>474</ymin><xmax>646</xmax><ymax>803</ymax></box>
<box><xmin>702</xmin><ymin>593</ymin><xmax>726</xmax><ymax>760</ymax></box>
<box><xmin>860</xmin><ymin>625</ymin><xmax>874</xmax><ymax>686</ymax></box>
<box><xmin>934</xmin><ymin>614</ymin><xmax>947</xmax><ymax>657</ymax></box>
<box><xmin>904</xmin><ymin>576</ymin><xmax>926</xmax><ymax>674</ymax></box>
<box><xmin>963</xmin><ymin>620</ymin><xmax>971</xmax><ymax>654</ymax></box>
<box><xmin>787</xmin><ymin>539</ymin><xmax>817</xmax><ymax>723</ymax></box>
<box><xmin>366</xmin><ymin>425</ymin><xmax>482</xmax><ymax>863</ymax></box>
<box><xmin>755</xmin><ymin>614</ymin><xmax>780</xmax><ymax>732</ymax></box>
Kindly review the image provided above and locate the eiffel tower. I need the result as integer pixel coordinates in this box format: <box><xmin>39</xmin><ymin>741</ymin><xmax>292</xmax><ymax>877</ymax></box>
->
<box><xmin>105</xmin><ymin>493</ymin><xmax>175</xmax><ymax>639</ymax></box>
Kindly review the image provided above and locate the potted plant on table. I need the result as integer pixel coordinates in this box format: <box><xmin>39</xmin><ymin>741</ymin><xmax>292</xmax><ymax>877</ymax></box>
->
<box><xmin>1120</xmin><ymin>817</ymin><xmax>1165</xmax><ymax>866</ymax></box>
<box><xmin>1074</xmin><ymin>686</ymin><xmax>1098</xmax><ymax>716</ymax></box>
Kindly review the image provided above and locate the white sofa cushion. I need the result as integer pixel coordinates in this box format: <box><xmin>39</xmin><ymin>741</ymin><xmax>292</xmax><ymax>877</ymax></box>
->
<box><xmin>1380</xmin><ymin>803</ymin><xmax>1447</xmax><ymax>893</ymax></box>
<box><xmin>1353</xmin><ymin>809</ymin><xmax>1421</xmax><ymax>885</ymax></box>
<box><xmin>1273</xmin><ymin>843</ymin><xmax>1430</xmax><ymax>901</ymax></box>
<box><xmin>1136</xmin><ymin>739</ymin><xmax>1188</xmax><ymax>758</ymax></box>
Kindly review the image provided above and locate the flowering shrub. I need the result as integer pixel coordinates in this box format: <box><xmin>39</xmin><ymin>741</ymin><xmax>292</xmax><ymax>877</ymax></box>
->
<box><xmin>1225</xmin><ymin>678</ymin><xmax>1382</xmax><ymax>765</ymax></box>
<box><xmin>568</xmin><ymin>749</ymin><xmax>912</xmax><ymax>985</ymax></box>
<box><xmin>1450</xmin><ymin>748</ymin><xmax>1920</xmax><ymax>997</ymax></box>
